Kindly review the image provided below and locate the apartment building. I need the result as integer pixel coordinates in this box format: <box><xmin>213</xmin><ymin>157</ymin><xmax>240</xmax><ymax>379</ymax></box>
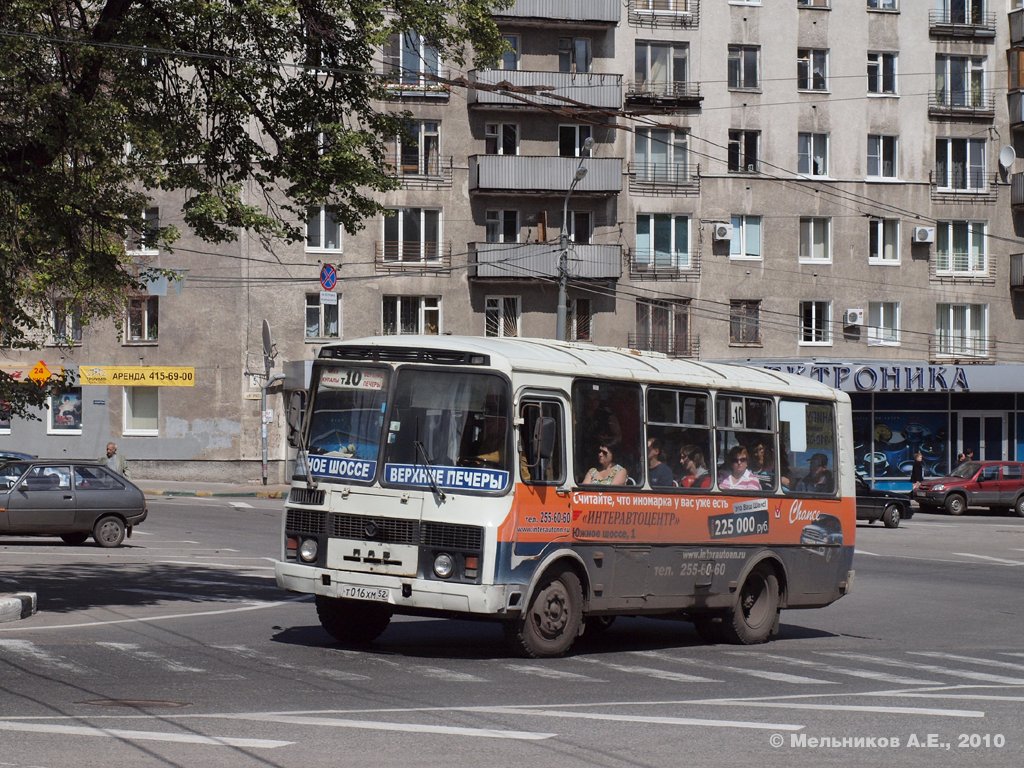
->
<box><xmin>4</xmin><ymin>0</ymin><xmax>1024</xmax><ymax>487</ymax></box>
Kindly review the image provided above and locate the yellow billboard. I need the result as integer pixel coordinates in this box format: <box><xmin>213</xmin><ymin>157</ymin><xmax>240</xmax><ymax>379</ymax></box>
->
<box><xmin>78</xmin><ymin>366</ymin><xmax>196</xmax><ymax>386</ymax></box>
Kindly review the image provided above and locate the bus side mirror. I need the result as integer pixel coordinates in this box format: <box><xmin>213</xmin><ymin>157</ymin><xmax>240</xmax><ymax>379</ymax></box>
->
<box><xmin>286</xmin><ymin>390</ymin><xmax>306</xmax><ymax>448</ymax></box>
<box><xmin>533</xmin><ymin>416</ymin><xmax>556</xmax><ymax>460</ymax></box>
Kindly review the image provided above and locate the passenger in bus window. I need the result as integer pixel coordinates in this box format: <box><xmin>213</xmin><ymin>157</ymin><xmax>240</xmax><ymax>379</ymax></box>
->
<box><xmin>796</xmin><ymin>453</ymin><xmax>834</xmax><ymax>493</ymax></box>
<box><xmin>583</xmin><ymin>443</ymin><xmax>628</xmax><ymax>486</ymax></box>
<box><xmin>748</xmin><ymin>438</ymin><xmax>776</xmax><ymax>490</ymax></box>
<box><xmin>678</xmin><ymin>445</ymin><xmax>712</xmax><ymax>489</ymax></box>
<box><xmin>718</xmin><ymin>445</ymin><xmax>762</xmax><ymax>491</ymax></box>
<box><xmin>647</xmin><ymin>438</ymin><xmax>674</xmax><ymax>487</ymax></box>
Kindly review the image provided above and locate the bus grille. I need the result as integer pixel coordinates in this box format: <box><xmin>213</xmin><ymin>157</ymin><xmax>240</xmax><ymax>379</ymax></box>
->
<box><xmin>330</xmin><ymin>514</ymin><xmax>420</xmax><ymax>545</ymax></box>
<box><xmin>286</xmin><ymin>509</ymin><xmax>326</xmax><ymax>535</ymax></box>
<box><xmin>288</xmin><ymin>487</ymin><xmax>325</xmax><ymax>505</ymax></box>
<box><xmin>422</xmin><ymin>521</ymin><xmax>483</xmax><ymax>550</ymax></box>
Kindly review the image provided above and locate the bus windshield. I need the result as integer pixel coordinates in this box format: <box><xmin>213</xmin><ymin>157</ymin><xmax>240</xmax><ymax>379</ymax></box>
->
<box><xmin>306</xmin><ymin>364</ymin><xmax>389</xmax><ymax>482</ymax></box>
<box><xmin>382</xmin><ymin>369</ymin><xmax>511</xmax><ymax>493</ymax></box>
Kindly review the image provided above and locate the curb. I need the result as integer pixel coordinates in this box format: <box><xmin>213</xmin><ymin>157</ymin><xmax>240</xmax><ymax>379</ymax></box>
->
<box><xmin>142</xmin><ymin>488</ymin><xmax>287</xmax><ymax>499</ymax></box>
<box><xmin>0</xmin><ymin>592</ymin><xmax>37</xmax><ymax>623</ymax></box>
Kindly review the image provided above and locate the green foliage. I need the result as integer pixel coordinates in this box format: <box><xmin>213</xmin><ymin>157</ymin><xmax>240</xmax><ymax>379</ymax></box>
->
<box><xmin>0</xmin><ymin>0</ymin><xmax>505</xmax><ymax>413</ymax></box>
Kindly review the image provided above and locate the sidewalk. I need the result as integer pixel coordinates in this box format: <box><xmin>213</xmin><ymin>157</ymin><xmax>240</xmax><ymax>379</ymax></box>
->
<box><xmin>135</xmin><ymin>478</ymin><xmax>290</xmax><ymax>499</ymax></box>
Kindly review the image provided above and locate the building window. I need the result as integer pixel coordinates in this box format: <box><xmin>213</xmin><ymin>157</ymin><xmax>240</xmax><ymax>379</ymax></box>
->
<box><xmin>798</xmin><ymin>132</ymin><xmax>828</xmax><ymax>177</ymax></box>
<box><xmin>558</xmin><ymin>36</ymin><xmax>591</xmax><ymax>74</ymax></box>
<box><xmin>485</xmin><ymin>210</ymin><xmax>519</xmax><ymax>244</ymax></box>
<box><xmin>636</xmin><ymin>213</ymin><xmax>691</xmax><ymax>269</ymax></box>
<box><xmin>126</xmin><ymin>206</ymin><xmax>159</xmax><ymax>255</ymax></box>
<box><xmin>867</xmin><ymin>135</ymin><xmax>898</xmax><ymax>179</ymax></box>
<box><xmin>569</xmin><ymin>298</ymin><xmax>592</xmax><ymax>342</ymax></box>
<box><xmin>383</xmin><ymin>296</ymin><xmax>440</xmax><ymax>335</ymax></box>
<box><xmin>635</xmin><ymin>128</ymin><xmax>688</xmax><ymax>183</ymax></box>
<box><xmin>126</xmin><ymin>296</ymin><xmax>158</xmax><ymax>343</ymax></box>
<box><xmin>797</xmin><ymin>49</ymin><xmax>828</xmax><ymax>91</ymax></box>
<box><xmin>500</xmin><ymin>34</ymin><xmax>519</xmax><ymax>71</ymax></box>
<box><xmin>869</xmin><ymin>219</ymin><xmax>900</xmax><ymax>263</ymax></box>
<box><xmin>867</xmin><ymin>0</ymin><xmax>898</xmax><ymax>9</ymax></box>
<box><xmin>634</xmin><ymin>41</ymin><xmax>689</xmax><ymax>94</ymax></box>
<box><xmin>730</xmin><ymin>215</ymin><xmax>762</xmax><ymax>260</ymax></box>
<box><xmin>935</xmin><ymin>138</ymin><xmax>986</xmax><ymax>191</ymax></box>
<box><xmin>728</xmin><ymin>129</ymin><xmax>760</xmax><ymax>173</ymax></box>
<box><xmin>124</xmin><ymin>386</ymin><xmax>158</xmax><ymax>436</ymax></box>
<box><xmin>49</xmin><ymin>299</ymin><xmax>83</xmax><ymax>345</ymax></box>
<box><xmin>383</xmin><ymin>31</ymin><xmax>439</xmax><ymax>87</ymax></box>
<box><xmin>934</xmin><ymin>55</ymin><xmax>985</xmax><ymax>109</ymax></box>
<box><xmin>0</xmin><ymin>400</ymin><xmax>11</xmax><ymax>434</ymax></box>
<box><xmin>936</xmin><ymin>303</ymin><xmax>987</xmax><ymax>357</ymax></box>
<box><xmin>305</xmin><ymin>292</ymin><xmax>340</xmax><ymax>339</ymax></box>
<box><xmin>383</xmin><ymin>208</ymin><xmax>441</xmax><ymax>263</ymax></box>
<box><xmin>567</xmin><ymin>210</ymin><xmax>592</xmax><ymax>244</ymax></box>
<box><xmin>396</xmin><ymin>120</ymin><xmax>440</xmax><ymax>176</ymax></box>
<box><xmin>635</xmin><ymin>300</ymin><xmax>691</xmax><ymax>355</ymax></box>
<box><xmin>558</xmin><ymin>124</ymin><xmax>593</xmax><ymax>158</ymax></box>
<box><xmin>728</xmin><ymin>45</ymin><xmax>759</xmax><ymax>90</ymax></box>
<box><xmin>305</xmin><ymin>206</ymin><xmax>342</xmax><ymax>252</ymax></box>
<box><xmin>485</xmin><ymin>123</ymin><xmax>518</xmax><ymax>155</ymax></box>
<box><xmin>868</xmin><ymin>302</ymin><xmax>900</xmax><ymax>346</ymax></box>
<box><xmin>799</xmin><ymin>218</ymin><xmax>831</xmax><ymax>263</ymax></box>
<box><xmin>867</xmin><ymin>52</ymin><xmax>897</xmax><ymax>94</ymax></box>
<box><xmin>798</xmin><ymin>0</ymin><xmax>830</xmax><ymax>7</ymax></box>
<box><xmin>936</xmin><ymin>221</ymin><xmax>986</xmax><ymax>275</ymax></box>
<box><xmin>934</xmin><ymin>0</ymin><xmax>988</xmax><ymax>25</ymax></box>
<box><xmin>485</xmin><ymin>296</ymin><xmax>520</xmax><ymax>338</ymax></box>
<box><xmin>730</xmin><ymin>300</ymin><xmax>762</xmax><ymax>345</ymax></box>
<box><xmin>48</xmin><ymin>388</ymin><xmax>82</xmax><ymax>435</ymax></box>
<box><xmin>799</xmin><ymin>301</ymin><xmax>832</xmax><ymax>345</ymax></box>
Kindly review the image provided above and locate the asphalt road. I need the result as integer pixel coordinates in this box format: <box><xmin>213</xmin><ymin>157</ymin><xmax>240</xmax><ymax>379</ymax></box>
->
<box><xmin>0</xmin><ymin>498</ymin><xmax>1022</xmax><ymax>768</ymax></box>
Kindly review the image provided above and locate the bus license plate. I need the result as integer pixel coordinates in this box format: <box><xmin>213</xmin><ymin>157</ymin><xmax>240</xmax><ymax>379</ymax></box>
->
<box><xmin>341</xmin><ymin>585</ymin><xmax>390</xmax><ymax>602</ymax></box>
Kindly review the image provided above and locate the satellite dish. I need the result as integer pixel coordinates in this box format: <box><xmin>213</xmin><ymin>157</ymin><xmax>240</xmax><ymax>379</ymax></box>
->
<box><xmin>999</xmin><ymin>145</ymin><xmax>1016</xmax><ymax>171</ymax></box>
<box><xmin>262</xmin><ymin>319</ymin><xmax>274</xmax><ymax>373</ymax></box>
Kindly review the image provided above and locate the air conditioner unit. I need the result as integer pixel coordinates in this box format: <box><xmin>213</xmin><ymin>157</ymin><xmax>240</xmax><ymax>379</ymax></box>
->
<box><xmin>913</xmin><ymin>226</ymin><xmax>935</xmax><ymax>244</ymax></box>
<box><xmin>843</xmin><ymin>308</ymin><xmax>865</xmax><ymax>326</ymax></box>
<box><xmin>712</xmin><ymin>223</ymin><xmax>733</xmax><ymax>242</ymax></box>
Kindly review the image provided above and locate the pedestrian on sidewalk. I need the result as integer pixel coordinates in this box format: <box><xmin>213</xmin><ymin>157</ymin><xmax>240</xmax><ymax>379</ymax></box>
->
<box><xmin>101</xmin><ymin>442</ymin><xmax>129</xmax><ymax>477</ymax></box>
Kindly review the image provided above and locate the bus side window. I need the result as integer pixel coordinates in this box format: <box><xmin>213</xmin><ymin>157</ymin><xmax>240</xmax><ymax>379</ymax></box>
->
<box><xmin>647</xmin><ymin>388</ymin><xmax>712</xmax><ymax>490</ymax></box>
<box><xmin>520</xmin><ymin>400</ymin><xmax>565</xmax><ymax>484</ymax></box>
<box><xmin>780</xmin><ymin>400</ymin><xmax>837</xmax><ymax>496</ymax></box>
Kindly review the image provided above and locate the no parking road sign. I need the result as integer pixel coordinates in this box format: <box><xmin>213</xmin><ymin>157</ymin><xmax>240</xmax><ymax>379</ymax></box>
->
<box><xmin>319</xmin><ymin>263</ymin><xmax>338</xmax><ymax>291</ymax></box>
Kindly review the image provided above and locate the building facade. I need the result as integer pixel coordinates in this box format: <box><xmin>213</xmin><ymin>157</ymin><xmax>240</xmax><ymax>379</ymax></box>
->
<box><xmin>4</xmin><ymin>0</ymin><xmax>1024</xmax><ymax>487</ymax></box>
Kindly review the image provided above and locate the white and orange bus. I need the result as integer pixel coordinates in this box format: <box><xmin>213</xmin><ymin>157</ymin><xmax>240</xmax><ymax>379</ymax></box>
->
<box><xmin>275</xmin><ymin>336</ymin><xmax>856</xmax><ymax>657</ymax></box>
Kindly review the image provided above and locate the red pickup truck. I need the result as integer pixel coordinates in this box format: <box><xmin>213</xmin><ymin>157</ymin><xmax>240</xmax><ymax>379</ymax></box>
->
<box><xmin>913</xmin><ymin>461</ymin><xmax>1024</xmax><ymax>516</ymax></box>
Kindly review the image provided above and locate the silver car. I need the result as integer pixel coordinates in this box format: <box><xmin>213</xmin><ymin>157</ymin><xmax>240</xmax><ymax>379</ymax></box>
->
<box><xmin>0</xmin><ymin>459</ymin><xmax>147</xmax><ymax>547</ymax></box>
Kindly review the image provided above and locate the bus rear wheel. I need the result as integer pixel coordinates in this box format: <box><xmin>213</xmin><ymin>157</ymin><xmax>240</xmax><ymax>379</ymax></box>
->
<box><xmin>315</xmin><ymin>595</ymin><xmax>392</xmax><ymax>645</ymax></box>
<box><xmin>506</xmin><ymin>566</ymin><xmax>583</xmax><ymax>658</ymax></box>
<box><xmin>719</xmin><ymin>563</ymin><xmax>780</xmax><ymax>645</ymax></box>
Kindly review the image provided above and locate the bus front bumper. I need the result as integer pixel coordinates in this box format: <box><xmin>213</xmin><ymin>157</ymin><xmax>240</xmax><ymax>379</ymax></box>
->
<box><xmin>275</xmin><ymin>560</ymin><xmax>522</xmax><ymax>617</ymax></box>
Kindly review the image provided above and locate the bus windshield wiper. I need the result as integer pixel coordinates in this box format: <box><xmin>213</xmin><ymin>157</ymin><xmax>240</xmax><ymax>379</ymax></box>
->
<box><xmin>414</xmin><ymin>440</ymin><xmax>446</xmax><ymax>502</ymax></box>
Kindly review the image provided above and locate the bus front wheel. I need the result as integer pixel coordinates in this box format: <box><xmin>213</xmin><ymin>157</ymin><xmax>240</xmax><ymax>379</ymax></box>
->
<box><xmin>506</xmin><ymin>566</ymin><xmax>583</xmax><ymax>658</ymax></box>
<box><xmin>720</xmin><ymin>563</ymin><xmax>780</xmax><ymax>645</ymax></box>
<box><xmin>315</xmin><ymin>595</ymin><xmax>392</xmax><ymax>645</ymax></box>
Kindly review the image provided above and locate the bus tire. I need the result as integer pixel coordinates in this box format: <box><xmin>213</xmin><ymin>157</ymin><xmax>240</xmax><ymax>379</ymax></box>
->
<box><xmin>506</xmin><ymin>566</ymin><xmax>583</xmax><ymax>658</ymax></box>
<box><xmin>882</xmin><ymin>504</ymin><xmax>901</xmax><ymax>529</ymax></box>
<box><xmin>945</xmin><ymin>494</ymin><xmax>966</xmax><ymax>516</ymax></box>
<box><xmin>315</xmin><ymin>595</ymin><xmax>392</xmax><ymax>645</ymax></box>
<box><xmin>720</xmin><ymin>563</ymin><xmax>780</xmax><ymax>645</ymax></box>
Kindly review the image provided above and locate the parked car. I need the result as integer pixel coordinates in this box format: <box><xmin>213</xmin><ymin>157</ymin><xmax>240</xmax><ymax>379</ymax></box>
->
<box><xmin>856</xmin><ymin>476</ymin><xmax>911</xmax><ymax>528</ymax></box>
<box><xmin>0</xmin><ymin>459</ymin><xmax>147</xmax><ymax>546</ymax></box>
<box><xmin>913</xmin><ymin>460</ymin><xmax>1024</xmax><ymax>516</ymax></box>
<box><xmin>0</xmin><ymin>450</ymin><xmax>35</xmax><ymax>461</ymax></box>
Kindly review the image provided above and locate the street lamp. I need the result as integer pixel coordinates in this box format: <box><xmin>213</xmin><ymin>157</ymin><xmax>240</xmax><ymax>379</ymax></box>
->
<box><xmin>556</xmin><ymin>137</ymin><xmax>593</xmax><ymax>341</ymax></box>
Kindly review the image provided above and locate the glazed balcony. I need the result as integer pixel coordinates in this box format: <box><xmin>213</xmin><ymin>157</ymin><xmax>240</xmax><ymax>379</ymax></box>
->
<box><xmin>469</xmin><ymin>69</ymin><xmax>622</xmax><ymax>110</ymax></box>
<box><xmin>469</xmin><ymin>155</ymin><xmax>622</xmax><ymax>194</ymax></box>
<box><xmin>470</xmin><ymin>242</ymin><xmax>622</xmax><ymax>279</ymax></box>
<box><xmin>1012</xmin><ymin>171</ymin><xmax>1024</xmax><ymax>207</ymax></box>
<box><xmin>1012</xmin><ymin>7</ymin><xmax>1024</xmax><ymax>45</ymax></box>
<box><xmin>495</xmin><ymin>0</ymin><xmax>620</xmax><ymax>24</ymax></box>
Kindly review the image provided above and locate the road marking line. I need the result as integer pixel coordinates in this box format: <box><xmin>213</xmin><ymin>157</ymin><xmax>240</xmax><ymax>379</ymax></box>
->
<box><xmin>730</xmin><ymin>652</ymin><xmax>942</xmax><ymax>686</ymax></box>
<box><xmin>218</xmin><ymin>713</ymin><xmax>554</xmax><ymax>740</ymax></box>
<box><xmin>694</xmin><ymin>701</ymin><xmax>984</xmax><ymax>718</ymax></box>
<box><xmin>0</xmin><ymin>721</ymin><xmax>290</xmax><ymax>748</ymax></box>
<box><xmin>229</xmin><ymin>502</ymin><xmax>253</xmax><ymax>508</ymax></box>
<box><xmin>0</xmin><ymin>640</ymin><xmax>87</xmax><ymax>674</ymax></box>
<box><xmin>504</xmin><ymin>664</ymin><xmax>605</xmax><ymax>682</ymax></box>
<box><xmin>638</xmin><ymin>651</ymin><xmax>833</xmax><ymax>685</ymax></box>
<box><xmin>952</xmin><ymin>552</ymin><xmax>1024</xmax><ymax>566</ymax></box>
<box><xmin>473</xmin><ymin>707</ymin><xmax>804</xmax><ymax>732</ymax></box>
<box><xmin>212</xmin><ymin>645</ymin><xmax>370</xmax><ymax>681</ymax></box>
<box><xmin>571</xmin><ymin>657</ymin><xmax>717</xmax><ymax>683</ymax></box>
<box><xmin>910</xmin><ymin>651</ymin><xmax>1024</xmax><ymax>672</ymax></box>
<box><xmin>95</xmin><ymin>642</ymin><xmax>205</xmax><ymax>673</ymax></box>
<box><xmin>818</xmin><ymin>652</ymin><xmax>1024</xmax><ymax>684</ymax></box>
<box><xmin>853</xmin><ymin>549</ymin><xmax>880</xmax><ymax>556</ymax></box>
<box><xmin>156</xmin><ymin>560</ymin><xmax>275</xmax><ymax>570</ymax></box>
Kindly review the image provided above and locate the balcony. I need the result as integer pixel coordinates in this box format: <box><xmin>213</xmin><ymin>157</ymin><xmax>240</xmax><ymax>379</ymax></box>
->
<box><xmin>928</xmin><ymin>89</ymin><xmax>995</xmax><ymax>119</ymax></box>
<box><xmin>1011</xmin><ymin>253</ymin><xmax>1024</xmax><ymax>290</ymax></box>
<box><xmin>385</xmin><ymin>155</ymin><xmax>454</xmax><ymax>189</ymax></box>
<box><xmin>627</xmin><ymin>333</ymin><xmax>701</xmax><ymax>359</ymax></box>
<box><xmin>1010</xmin><ymin>91</ymin><xmax>1024</xmax><ymax>128</ymax></box>
<box><xmin>494</xmin><ymin>0</ymin><xmax>620</xmax><ymax>24</ymax></box>
<box><xmin>929</xmin><ymin>170</ymin><xmax>997</xmax><ymax>204</ymax></box>
<box><xmin>627</xmin><ymin>0</ymin><xmax>700</xmax><ymax>29</ymax></box>
<box><xmin>929</xmin><ymin>9</ymin><xmax>996</xmax><ymax>38</ymax></box>
<box><xmin>382</xmin><ymin>69</ymin><xmax>451</xmax><ymax>101</ymax></box>
<box><xmin>470</xmin><ymin>242</ymin><xmax>622</xmax><ymax>279</ymax></box>
<box><xmin>1011</xmin><ymin>7</ymin><xmax>1024</xmax><ymax>45</ymax></box>
<box><xmin>469</xmin><ymin>155</ymin><xmax>622</xmax><ymax>194</ymax></box>
<box><xmin>929</xmin><ymin>252</ymin><xmax>997</xmax><ymax>286</ymax></box>
<box><xmin>628</xmin><ymin>249</ymin><xmax>702</xmax><ymax>281</ymax></box>
<box><xmin>374</xmin><ymin>242</ymin><xmax>452</xmax><ymax>274</ymax></box>
<box><xmin>469</xmin><ymin>69</ymin><xmax>622</xmax><ymax>110</ymax></box>
<box><xmin>624</xmin><ymin>80</ymin><xmax>703</xmax><ymax>110</ymax></box>
<box><xmin>1011</xmin><ymin>171</ymin><xmax>1024</xmax><ymax>207</ymax></box>
<box><xmin>929</xmin><ymin>335</ymin><xmax>995</xmax><ymax>363</ymax></box>
<box><xmin>628</xmin><ymin>162</ymin><xmax>700</xmax><ymax>196</ymax></box>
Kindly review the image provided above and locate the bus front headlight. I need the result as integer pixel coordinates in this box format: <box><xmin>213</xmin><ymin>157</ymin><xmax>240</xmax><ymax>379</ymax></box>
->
<box><xmin>299</xmin><ymin>538</ymin><xmax>319</xmax><ymax>563</ymax></box>
<box><xmin>433</xmin><ymin>553</ymin><xmax>455</xmax><ymax>579</ymax></box>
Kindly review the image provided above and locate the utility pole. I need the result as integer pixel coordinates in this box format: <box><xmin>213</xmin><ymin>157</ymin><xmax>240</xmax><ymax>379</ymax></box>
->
<box><xmin>555</xmin><ymin>137</ymin><xmax>593</xmax><ymax>341</ymax></box>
